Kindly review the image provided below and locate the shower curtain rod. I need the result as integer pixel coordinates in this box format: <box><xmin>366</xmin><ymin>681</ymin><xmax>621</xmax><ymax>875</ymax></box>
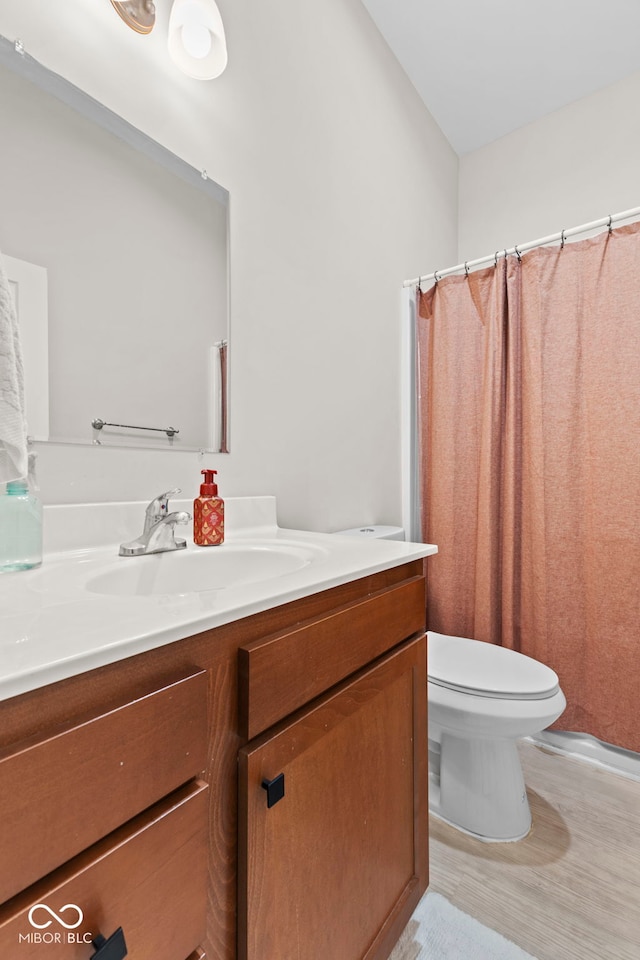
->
<box><xmin>403</xmin><ymin>204</ymin><xmax>640</xmax><ymax>288</ymax></box>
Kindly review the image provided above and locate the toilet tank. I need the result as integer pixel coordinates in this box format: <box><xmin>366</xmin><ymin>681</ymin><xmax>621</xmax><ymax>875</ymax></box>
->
<box><xmin>333</xmin><ymin>525</ymin><xmax>405</xmax><ymax>541</ymax></box>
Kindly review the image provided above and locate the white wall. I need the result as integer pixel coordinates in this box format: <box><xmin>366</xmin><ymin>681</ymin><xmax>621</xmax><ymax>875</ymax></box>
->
<box><xmin>0</xmin><ymin>0</ymin><xmax>458</xmax><ymax>531</ymax></box>
<box><xmin>458</xmin><ymin>71</ymin><xmax>640</xmax><ymax>261</ymax></box>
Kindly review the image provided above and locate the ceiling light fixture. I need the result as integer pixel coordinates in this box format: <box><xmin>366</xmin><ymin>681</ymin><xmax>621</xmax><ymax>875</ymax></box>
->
<box><xmin>109</xmin><ymin>0</ymin><xmax>228</xmax><ymax>80</ymax></box>
<box><xmin>167</xmin><ymin>0</ymin><xmax>228</xmax><ymax>80</ymax></box>
<box><xmin>110</xmin><ymin>1</ymin><xmax>156</xmax><ymax>35</ymax></box>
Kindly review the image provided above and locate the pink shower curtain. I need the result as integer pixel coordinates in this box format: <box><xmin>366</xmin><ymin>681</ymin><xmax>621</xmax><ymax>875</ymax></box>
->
<box><xmin>418</xmin><ymin>222</ymin><xmax>640</xmax><ymax>752</ymax></box>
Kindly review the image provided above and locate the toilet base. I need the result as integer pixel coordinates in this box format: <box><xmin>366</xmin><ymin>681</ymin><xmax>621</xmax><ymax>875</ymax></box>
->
<box><xmin>430</xmin><ymin>732</ymin><xmax>532</xmax><ymax>842</ymax></box>
<box><xmin>428</xmin><ymin>786</ymin><xmax>531</xmax><ymax>843</ymax></box>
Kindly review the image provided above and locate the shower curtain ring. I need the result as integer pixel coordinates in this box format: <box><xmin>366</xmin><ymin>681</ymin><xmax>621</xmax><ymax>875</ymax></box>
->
<box><xmin>434</xmin><ymin>269</ymin><xmax>440</xmax><ymax>284</ymax></box>
<box><xmin>494</xmin><ymin>251</ymin><xmax>499</xmax><ymax>268</ymax></box>
<box><xmin>608</xmin><ymin>215</ymin><xmax>613</xmax><ymax>234</ymax></box>
<box><xmin>515</xmin><ymin>245</ymin><xmax>522</xmax><ymax>262</ymax></box>
<box><xmin>560</xmin><ymin>229</ymin><xmax>566</xmax><ymax>250</ymax></box>
<box><xmin>464</xmin><ymin>261</ymin><xmax>470</xmax><ymax>277</ymax></box>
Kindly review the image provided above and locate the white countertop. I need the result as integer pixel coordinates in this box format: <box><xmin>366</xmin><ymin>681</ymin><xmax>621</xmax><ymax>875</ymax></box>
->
<box><xmin>0</xmin><ymin>497</ymin><xmax>437</xmax><ymax>703</ymax></box>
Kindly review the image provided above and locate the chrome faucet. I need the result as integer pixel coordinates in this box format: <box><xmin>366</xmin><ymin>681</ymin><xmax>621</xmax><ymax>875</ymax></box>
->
<box><xmin>119</xmin><ymin>488</ymin><xmax>191</xmax><ymax>557</ymax></box>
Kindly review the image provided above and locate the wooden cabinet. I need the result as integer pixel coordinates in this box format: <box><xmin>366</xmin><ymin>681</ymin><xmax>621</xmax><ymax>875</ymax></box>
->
<box><xmin>238</xmin><ymin>636</ymin><xmax>428</xmax><ymax>960</ymax></box>
<box><xmin>0</xmin><ymin>560</ymin><xmax>427</xmax><ymax>960</ymax></box>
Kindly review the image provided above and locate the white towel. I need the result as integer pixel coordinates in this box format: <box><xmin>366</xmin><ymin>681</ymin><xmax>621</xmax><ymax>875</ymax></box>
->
<box><xmin>0</xmin><ymin>251</ymin><xmax>28</xmax><ymax>483</ymax></box>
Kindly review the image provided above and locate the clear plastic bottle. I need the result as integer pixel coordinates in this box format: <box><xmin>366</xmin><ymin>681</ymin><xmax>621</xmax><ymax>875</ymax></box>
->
<box><xmin>0</xmin><ymin>452</ymin><xmax>43</xmax><ymax>572</ymax></box>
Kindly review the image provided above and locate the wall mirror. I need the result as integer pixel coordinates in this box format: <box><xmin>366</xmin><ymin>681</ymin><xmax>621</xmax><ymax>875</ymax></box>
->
<box><xmin>0</xmin><ymin>34</ymin><xmax>229</xmax><ymax>453</ymax></box>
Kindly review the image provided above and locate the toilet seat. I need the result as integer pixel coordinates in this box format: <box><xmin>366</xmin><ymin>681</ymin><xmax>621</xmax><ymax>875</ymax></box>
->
<box><xmin>427</xmin><ymin>631</ymin><xmax>560</xmax><ymax>700</ymax></box>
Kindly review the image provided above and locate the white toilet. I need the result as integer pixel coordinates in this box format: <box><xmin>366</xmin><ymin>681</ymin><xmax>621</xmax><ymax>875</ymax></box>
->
<box><xmin>428</xmin><ymin>631</ymin><xmax>566</xmax><ymax>842</ymax></box>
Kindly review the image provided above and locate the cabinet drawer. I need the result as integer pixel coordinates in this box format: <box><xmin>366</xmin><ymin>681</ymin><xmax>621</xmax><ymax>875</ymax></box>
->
<box><xmin>0</xmin><ymin>669</ymin><xmax>208</xmax><ymax>904</ymax></box>
<box><xmin>0</xmin><ymin>780</ymin><xmax>209</xmax><ymax>960</ymax></box>
<box><xmin>239</xmin><ymin>576</ymin><xmax>425</xmax><ymax>739</ymax></box>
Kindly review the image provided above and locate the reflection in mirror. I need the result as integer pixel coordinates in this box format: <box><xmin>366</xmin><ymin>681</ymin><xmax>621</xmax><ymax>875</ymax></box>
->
<box><xmin>0</xmin><ymin>34</ymin><xmax>229</xmax><ymax>453</ymax></box>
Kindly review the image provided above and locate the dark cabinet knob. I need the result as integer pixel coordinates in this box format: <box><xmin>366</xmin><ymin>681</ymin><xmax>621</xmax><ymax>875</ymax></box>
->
<box><xmin>261</xmin><ymin>773</ymin><xmax>285</xmax><ymax>808</ymax></box>
<box><xmin>90</xmin><ymin>927</ymin><xmax>128</xmax><ymax>959</ymax></box>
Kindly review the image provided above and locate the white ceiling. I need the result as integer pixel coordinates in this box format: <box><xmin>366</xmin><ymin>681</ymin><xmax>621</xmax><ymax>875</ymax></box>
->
<box><xmin>360</xmin><ymin>0</ymin><xmax>640</xmax><ymax>155</ymax></box>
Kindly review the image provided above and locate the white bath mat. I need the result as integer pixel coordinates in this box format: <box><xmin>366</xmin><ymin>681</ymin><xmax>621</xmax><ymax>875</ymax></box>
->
<box><xmin>389</xmin><ymin>891</ymin><xmax>538</xmax><ymax>960</ymax></box>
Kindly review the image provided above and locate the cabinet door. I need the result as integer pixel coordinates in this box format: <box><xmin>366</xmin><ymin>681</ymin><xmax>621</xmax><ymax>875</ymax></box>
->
<box><xmin>238</xmin><ymin>635</ymin><xmax>427</xmax><ymax>960</ymax></box>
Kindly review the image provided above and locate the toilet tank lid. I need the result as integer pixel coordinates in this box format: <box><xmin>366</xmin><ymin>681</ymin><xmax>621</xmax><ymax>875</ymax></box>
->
<box><xmin>333</xmin><ymin>525</ymin><xmax>405</xmax><ymax>541</ymax></box>
<box><xmin>427</xmin><ymin>632</ymin><xmax>560</xmax><ymax>700</ymax></box>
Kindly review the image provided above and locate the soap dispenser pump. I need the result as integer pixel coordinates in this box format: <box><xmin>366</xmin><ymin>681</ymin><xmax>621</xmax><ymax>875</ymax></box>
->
<box><xmin>193</xmin><ymin>469</ymin><xmax>224</xmax><ymax>546</ymax></box>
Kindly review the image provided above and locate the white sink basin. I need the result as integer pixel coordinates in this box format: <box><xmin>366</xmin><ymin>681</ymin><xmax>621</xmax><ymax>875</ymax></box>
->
<box><xmin>86</xmin><ymin>540</ymin><xmax>327</xmax><ymax>597</ymax></box>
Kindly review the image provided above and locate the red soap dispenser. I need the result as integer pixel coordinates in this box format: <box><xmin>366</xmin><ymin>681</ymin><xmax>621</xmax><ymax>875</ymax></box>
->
<box><xmin>193</xmin><ymin>469</ymin><xmax>224</xmax><ymax>546</ymax></box>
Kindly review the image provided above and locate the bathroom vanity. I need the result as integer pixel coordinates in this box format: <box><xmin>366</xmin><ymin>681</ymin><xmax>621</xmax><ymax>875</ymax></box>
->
<box><xmin>0</xmin><ymin>498</ymin><xmax>436</xmax><ymax>960</ymax></box>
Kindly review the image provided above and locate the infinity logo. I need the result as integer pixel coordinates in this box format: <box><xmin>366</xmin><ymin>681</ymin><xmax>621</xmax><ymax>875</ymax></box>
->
<box><xmin>28</xmin><ymin>903</ymin><xmax>84</xmax><ymax>930</ymax></box>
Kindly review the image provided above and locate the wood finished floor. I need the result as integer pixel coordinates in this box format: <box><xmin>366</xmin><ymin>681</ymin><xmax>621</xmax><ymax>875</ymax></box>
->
<box><xmin>413</xmin><ymin>741</ymin><xmax>640</xmax><ymax>960</ymax></box>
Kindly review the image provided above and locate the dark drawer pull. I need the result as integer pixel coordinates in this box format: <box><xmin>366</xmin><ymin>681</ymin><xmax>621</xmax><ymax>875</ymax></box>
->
<box><xmin>261</xmin><ymin>773</ymin><xmax>285</xmax><ymax>808</ymax></box>
<box><xmin>91</xmin><ymin>927</ymin><xmax>128</xmax><ymax>959</ymax></box>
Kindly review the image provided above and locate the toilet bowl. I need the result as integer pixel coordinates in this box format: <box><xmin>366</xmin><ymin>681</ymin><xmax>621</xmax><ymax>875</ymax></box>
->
<box><xmin>427</xmin><ymin>631</ymin><xmax>566</xmax><ymax>842</ymax></box>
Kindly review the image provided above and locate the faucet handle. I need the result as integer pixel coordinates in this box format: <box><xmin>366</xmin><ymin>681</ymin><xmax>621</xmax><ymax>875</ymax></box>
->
<box><xmin>144</xmin><ymin>488</ymin><xmax>182</xmax><ymax>528</ymax></box>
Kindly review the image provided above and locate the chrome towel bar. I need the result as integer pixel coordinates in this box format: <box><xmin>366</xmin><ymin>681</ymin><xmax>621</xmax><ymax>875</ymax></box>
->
<box><xmin>91</xmin><ymin>418</ymin><xmax>179</xmax><ymax>438</ymax></box>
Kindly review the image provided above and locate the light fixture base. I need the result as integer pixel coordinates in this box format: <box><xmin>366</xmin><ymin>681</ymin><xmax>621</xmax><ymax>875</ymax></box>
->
<box><xmin>110</xmin><ymin>1</ymin><xmax>156</xmax><ymax>35</ymax></box>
